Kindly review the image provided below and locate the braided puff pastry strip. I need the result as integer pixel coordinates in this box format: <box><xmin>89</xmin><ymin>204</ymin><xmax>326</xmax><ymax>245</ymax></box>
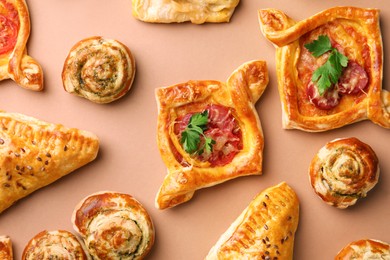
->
<box><xmin>0</xmin><ymin>111</ymin><xmax>99</xmax><ymax>213</ymax></box>
<box><xmin>155</xmin><ymin>60</ymin><xmax>268</xmax><ymax>209</ymax></box>
<box><xmin>72</xmin><ymin>191</ymin><xmax>155</xmax><ymax>260</ymax></box>
<box><xmin>22</xmin><ymin>230</ymin><xmax>89</xmax><ymax>260</ymax></box>
<box><xmin>258</xmin><ymin>7</ymin><xmax>389</xmax><ymax>131</ymax></box>
<box><xmin>0</xmin><ymin>0</ymin><xmax>43</xmax><ymax>91</ymax></box>
<box><xmin>132</xmin><ymin>0</ymin><xmax>240</xmax><ymax>24</ymax></box>
<box><xmin>309</xmin><ymin>137</ymin><xmax>379</xmax><ymax>209</ymax></box>
<box><xmin>335</xmin><ymin>239</ymin><xmax>390</xmax><ymax>260</ymax></box>
<box><xmin>0</xmin><ymin>235</ymin><xmax>13</xmax><ymax>260</ymax></box>
<box><xmin>62</xmin><ymin>36</ymin><xmax>136</xmax><ymax>104</ymax></box>
<box><xmin>205</xmin><ymin>182</ymin><xmax>299</xmax><ymax>260</ymax></box>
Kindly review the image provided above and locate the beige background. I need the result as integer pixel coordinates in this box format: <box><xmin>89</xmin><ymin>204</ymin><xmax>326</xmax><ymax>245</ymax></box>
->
<box><xmin>0</xmin><ymin>0</ymin><xmax>389</xmax><ymax>259</ymax></box>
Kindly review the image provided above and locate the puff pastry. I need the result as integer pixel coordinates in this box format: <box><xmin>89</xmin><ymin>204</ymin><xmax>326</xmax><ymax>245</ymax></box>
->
<box><xmin>155</xmin><ymin>60</ymin><xmax>269</xmax><ymax>209</ymax></box>
<box><xmin>62</xmin><ymin>36</ymin><xmax>136</xmax><ymax>104</ymax></box>
<box><xmin>309</xmin><ymin>137</ymin><xmax>379</xmax><ymax>209</ymax></box>
<box><xmin>335</xmin><ymin>239</ymin><xmax>390</xmax><ymax>260</ymax></box>
<box><xmin>0</xmin><ymin>235</ymin><xmax>13</xmax><ymax>260</ymax></box>
<box><xmin>258</xmin><ymin>7</ymin><xmax>390</xmax><ymax>131</ymax></box>
<box><xmin>22</xmin><ymin>230</ymin><xmax>89</xmax><ymax>259</ymax></box>
<box><xmin>205</xmin><ymin>182</ymin><xmax>299</xmax><ymax>260</ymax></box>
<box><xmin>0</xmin><ymin>111</ymin><xmax>99</xmax><ymax>213</ymax></box>
<box><xmin>0</xmin><ymin>0</ymin><xmax>43</xmax><ymax>91</ymax></box>
<box><xmin>132</xmin><ymin>0</ymin><xmax>240</xmax><ymax>24</ymax></box>
<box><xmin>72</xmin><ymin>191</ymin><xmax>155</xmax><ymax>260</ymax></box>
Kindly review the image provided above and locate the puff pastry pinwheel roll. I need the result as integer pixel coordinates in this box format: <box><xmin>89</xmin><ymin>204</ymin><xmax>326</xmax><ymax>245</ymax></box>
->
<box><xmin>0</xmin><ymin>110</ymin><xmax>99</xmax><ymax>213</ymax></box>
<box><xmin>62</xmin><ymin>36</ymin><xmax>136</xmax><ymax>104</ymax></box>
<box><xmin>335</xmin><ymin>239</ymin><xmax>390</xmax><ymax>260</ymax></box>
<box><xmin>259</xmin><ymin>7</ymin><xmax>390</xmax><ymax>131</ymax></box>
<box><xmin>132</xmin><ymin>0</ymin><xmax>240</xmax><ymax>24</ymax></box>
<box><xmin>155</xmin><ymin>60</ymin><xmax>269</xmax><ymax>209</ymax></box>
<box><xmin>72</xmin><ymin>191</ymin><xmax>155</xmax><ymax>260</ymax></box>
<box><xmin>206</xmin><ymin>182</ymin><xmax>299</xmax><ymax>260</ymax></box>
<box><xmin>0</xmin><ymin>0</ymin><xmax>43</xmax><ymax>91</ymax></box>
<box><xmin>309</xmin><ymin>137</ymin><xmax>379</xmax><ymax>209</ymax></box>
<box><xmin>22</xmin><ymin>230</ymin><xmax>89</xmax><ymax>260</ymax></box>
<box><xmin>0</xmin><ymin>235</ymin><xmax>13</xmax><ymax>260</ymax></box>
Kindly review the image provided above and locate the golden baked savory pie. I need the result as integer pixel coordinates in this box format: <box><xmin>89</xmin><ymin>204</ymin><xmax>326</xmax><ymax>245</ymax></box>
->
<box><xmin>335</xmin><ymin>239</ymin><xmax>390</xmax><ymax>259</ymax></box>
<box><xmin>62</xmin><ymin>36</ymin><xmax>136</xmax><ymax>104</ymax></box>
<box><xmin>259</xmin><ymin>7</ymin><xmax>390</xmax><ymax>131</ymax></box>
<box><xmin>309</xmin><ymin>137</ymin><xmax>379</xmax><ymax>209</ymax></box>
<box><xmin>205</xmin><ymin>182</ymin><xmax>299</xmax><ymax>260</ymax></box>
<box><xmin>72</xmin><ymin>191</ymin><xmax>155</xmax><ymax>260</ymax></box>
<box><xmin>132</xmin><ymin>0</ymin><xmax>240</xmax><ymax>24</ymax></box>
<box><xmin>0</xmin><ymin>0</ymin><xmax>43</xmax><ymax>91</ymax></box>
<box><xmin>0</xmin><ymin>111</ymin><xmax>99</xmax><ymax>213</ymax></box>
<box><xmin>0</xmin><ymin>235</ymin><xmax>13</xmax><ymax>260</ymax></box>
<box><xmin>22</xmin><ymin>230</ymin><xmax>89</xmax><ymax>260</ymax></box>
<box><xmin>155</xmin><ymin>60</ymin><xmax>269</xmax><ymax>209</ymax></box>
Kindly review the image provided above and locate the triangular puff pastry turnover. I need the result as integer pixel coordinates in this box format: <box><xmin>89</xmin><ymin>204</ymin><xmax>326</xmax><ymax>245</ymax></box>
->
<box><xmin>205</xmin><ymin>182</ymin><xmax>299</xmax><ymax>260</ymax></box>
<box><xmin>0</xmin><ymin>111</ymin><xmax>99</xmax><ymax>213</ymax></box>
<box><xmin>155</xmin><ymin>60</ymin><xmax>268</xmax><ymax>209</ymax></box>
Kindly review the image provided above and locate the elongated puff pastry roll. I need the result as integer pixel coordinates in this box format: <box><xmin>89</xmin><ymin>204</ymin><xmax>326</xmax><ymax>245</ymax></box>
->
<box><xmin>309</xmin><ymin>137</ymin><xmax>379</xmax><ymax>209</ymax></box>
<box><xmin>0</xmin><ymin>235</ymin><xmax>13</xmax><ymax>260</ymax></box>
<box><xmin>258</xmin><ymin>7</ymin><xmax>390</xmax><ymax>131</ymax></box>
<box><xmin>22</xmin><ymin>230</ymin><xmax>89</xmax><ymax>260</ymax></box>
<box><xmin>62</xmin><ymin>36</ymin><xmax>136</xmax><ymax>104</ymax></box>
<box><xmin>0</xmin><ymin>0</ymin><xmax>43</xmax><ymax>91</ymax></box>
<box><xmin>155</xmin><ymin>60</ymin><xmax>268</xmax><ymax>209</ymax></box>
<box><xmin>132</xmin><ymin>0</ymin><xmax>240</xmax><ymax>24</ymax></box>
<box><xmin>0</xmin><ymin>111</ymin><xmax>99</xmax><ymax>213</ymax></box>
<box><xmin>72</xmin><ymin>191</ymin><xmax>155</xmax><ymax>260</ymax></box>
<box><xmin>205</xmin><ymin>182</ymin><xmax>299</xmax><ymax>260</ymax></box>
<box><xmin>335</xmin><ymin>239</ymin><xmax>390</xmax><ymax>259</ymax></box>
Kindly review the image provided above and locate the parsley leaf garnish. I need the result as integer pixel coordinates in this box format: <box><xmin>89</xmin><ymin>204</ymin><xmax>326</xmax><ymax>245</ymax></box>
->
<box><xmin>304</xmin><ymin>35</ymin><xmax>348</xmax><ymax>95</ymax></box>
<box><xmin>180</xmin><ymin>111</ymin><xmax>215</xmax><ymax>154</ymax></box>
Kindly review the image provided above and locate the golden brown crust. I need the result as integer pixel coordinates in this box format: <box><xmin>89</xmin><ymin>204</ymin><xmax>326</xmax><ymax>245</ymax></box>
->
<box><xmin>205</xmin><ymin>182</ymin><xmax>299</xmax><ymax>260</ymax></box>
<box><xmin>155</xmin><ymin>60</ymin><xmax>268</xmax><ymax>209</ymax></box>
<box><xmin>0</xmin><ymin>0</ymin><xmax>43</xmax><ymax>91</ymax></box>
<box><xmin>309</xmin><ymin>137</ymin><xmax>379</xmax><ymax>209</ymax></box>
<box><xmin>0</xmin><ymin>111</ymin><xmax>99</xmax><ymax>213</ymax></box>
<box><xmin>132</xmin><ymin>0</ymin><xmax>240</xmax><ymax>24</ymax></box>
<box><xmin>22</xmin><ymin>230</ymin><xmax>89</xmax><ymax>260</ymax></box>
<box><xmin>335</xmin><ymin>239</ymin><xmax>390</xmax><ymax>259</ymax></box>
<box><xmin>72</xmin><ymin>191</ymin><xmax>155</xmax><ymax>260</ymax></box>
<box><xmin>258</xmin><ymin>7</ymin><xmax>389</xmax><ymax>131</ymax></box>
<box><xmin>0</xmin><ymin>236</ymin><xmax>13</xmax><ymax>260</ymax></box>
<box><xmin>62</xmin><ymin>36</ymin><xmax>136</xmax><ymax>104</ymax></box>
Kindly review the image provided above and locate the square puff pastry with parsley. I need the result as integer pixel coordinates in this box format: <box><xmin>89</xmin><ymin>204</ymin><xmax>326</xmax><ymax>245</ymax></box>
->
<box><xmin>132</xmin><ymin>0</ymin><xmax>240</xmax><ymax>24</ymax></box>
<box><xmin>0</xmin><ymin>111</ymin><xmax>99</xmax><ymax>213</ymax></box>
<box><xmin>155</xmin><ymin>60</ymin><xmax>268</xmax><ymax>209</ymax></box>
<box><xmin>259</xmin><ymin>7</ymin><xmax>390</xmax><ymax>131</ymax></box>
<box><xmin>205</xmin><ymin>182</ymin><xmax>299</xmax><ymax>260</ymax></box>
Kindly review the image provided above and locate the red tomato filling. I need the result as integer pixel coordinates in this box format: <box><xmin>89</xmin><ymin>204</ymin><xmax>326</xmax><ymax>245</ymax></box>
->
<box><xmin>174</xmin><ymin>104</ymin><xmax>242</xmax><ymax>167</ymax></box>
<box><xmin>0</xmin><ymin>1</ymin><xmax>19</xmax><ymax>55</ymax></box>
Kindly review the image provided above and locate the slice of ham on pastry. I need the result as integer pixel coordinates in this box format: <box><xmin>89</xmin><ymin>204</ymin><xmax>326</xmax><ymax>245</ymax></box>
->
<box><xmin>0</xmin><ymin>235</ymin><xmax>13</xmax><ymax>260</ymax></box>
<box><xmin>205</xmin><ymin>182</ymin><xmax>299</xmax><ymax>260</ymax></box>
<box><xmin>258</xmin><ymin>7</ymin><xmax>389</xmax><ymax>131</ymax></box>
<box><xmin>0</xmin><ymin>111</ymin><xmax>99</xmax><ymax>213</ymax></box>
<box><xmin>132</xmin><ymin>0</ymin><xmax>240</xmax><ymax>24</ymax></box>
<box><xmin>335</xmin><ymin>239</ymin><xmax>390</xmax><ymax>259</ymax></box>
<box><xmin>155</xmin><ymin>60</ymin><xmax>269</xmax><ymax>209</ymax></box>
<box><xmin>0</xmin><ymin>0</ymin><xmax>43</xmax><ymax>91</ymax></box>
<box><xmin>22</xmin><ymin>230</ymin><xmax>89</xmax><ymax>260</ymax></box>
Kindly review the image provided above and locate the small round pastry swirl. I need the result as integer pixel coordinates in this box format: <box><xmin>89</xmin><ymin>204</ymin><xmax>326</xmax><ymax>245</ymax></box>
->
<box><xmin>335</xmin><ymin>239</ymin><xmax>389</xmax><ymax>259</ymax></box>
<box><xmin>22</xmin><ymin>230</ymin><xmax>89</xmax><ymax>260</ymax></box>
<box><xmin>62</xmin><ymin>36</ymin><xmax>135</xmax><ymax>103</ymax></box>
<box><xmin>309</xmin><ymin>137</ymin><xmax>379</xmax><ymax>208</ymax></box>
<box><xmin>72</xmin><ymin>191</ymin><xmax>154</xmax><ymax>260</ymax></box>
